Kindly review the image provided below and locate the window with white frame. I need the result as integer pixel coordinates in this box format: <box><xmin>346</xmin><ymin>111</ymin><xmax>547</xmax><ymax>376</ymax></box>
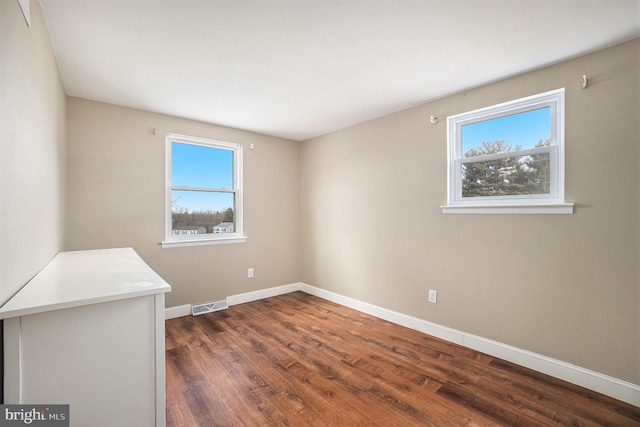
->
<box><xmin>442</xmin><ymin>88</ymin><xmax>573</xmax><ymax>214</ymax></box>
<box><xmin>162</xmin><ymin>134</ymin><xmax>246</xmax><ymax>248</ymax></box>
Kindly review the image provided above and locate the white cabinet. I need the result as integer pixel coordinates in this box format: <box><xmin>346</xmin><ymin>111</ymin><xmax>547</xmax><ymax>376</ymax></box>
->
<box><xmin>0</xmin><ymin>248</ymin><xmax>171</xmax><ymax>427</ymax></box>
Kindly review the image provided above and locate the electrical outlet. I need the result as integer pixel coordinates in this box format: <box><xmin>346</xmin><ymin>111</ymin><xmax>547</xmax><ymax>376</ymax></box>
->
<box><xmin>248</xmin><ymin>268</ymin><xmax>254</xmax><ymax>278</ymax></box>
<box><xmin>428</xmin><ymin>289</ymin><xmax>437</xmax><ymax>304</ymax></box>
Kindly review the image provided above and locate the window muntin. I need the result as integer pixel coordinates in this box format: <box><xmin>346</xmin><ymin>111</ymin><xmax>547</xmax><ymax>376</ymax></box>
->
<box><xmin>446</xmin><ymin>89</ymin><xmax>566</xmax><ymax>209</ymax></box>
<box><xmin>164</xmin><ymin>134</ymin><xmax>244</xmax><ymax>246</ymax></box>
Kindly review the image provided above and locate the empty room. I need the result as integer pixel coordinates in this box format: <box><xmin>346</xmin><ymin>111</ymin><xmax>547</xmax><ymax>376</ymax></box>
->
<box><xmin>1</xmin><ymin>0</ymin><xmax>639</xmax><ymax>425</ymax></box>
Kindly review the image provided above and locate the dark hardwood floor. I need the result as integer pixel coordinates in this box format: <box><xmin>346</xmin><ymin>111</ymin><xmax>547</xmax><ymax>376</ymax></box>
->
<box><xmin>165</xmin><ymin>291</ymin><xmax>640</xmax><ymax>426</ymax></box>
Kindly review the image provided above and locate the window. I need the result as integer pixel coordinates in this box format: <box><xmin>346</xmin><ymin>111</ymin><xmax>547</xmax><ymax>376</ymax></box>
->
<box><xmin>442</xmin><ymin>88</ymin><xmax>573</xmax><ymax>214</ymax></box>
<box><xmin>162</xmin><ymin>134</ymin><xmax>246</xmax><ymax>248</ymax></box>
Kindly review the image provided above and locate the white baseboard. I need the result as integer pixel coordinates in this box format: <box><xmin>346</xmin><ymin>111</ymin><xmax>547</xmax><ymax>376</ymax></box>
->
<box><xmin>226</xmin><ymin>283</ymin><xmax>302</xmax><ymax>306</ymax></box>
<box><xmin>165</xmin><ymin>304</ymin><xmax>191</xmax><ymax>319</ymax></box>
<box><xmin>165</xmin><ymin>282</ymin><xmax>640</xmax><ymax>407</ymax></box>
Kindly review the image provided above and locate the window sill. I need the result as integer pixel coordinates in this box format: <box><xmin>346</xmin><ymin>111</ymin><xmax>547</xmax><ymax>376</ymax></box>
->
<box><xmin>441</xmin><ymin>203</ymin><xmax>574</xmax><ymax>215</ymax></box>
<box><xmin>161</xmin><ymin>235</ymin><xmax>248</xmax><ymax>248</ymax></box>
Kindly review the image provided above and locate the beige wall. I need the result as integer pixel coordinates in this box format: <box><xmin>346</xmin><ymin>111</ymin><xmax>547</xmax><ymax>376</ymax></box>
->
<box><xmin>66</xmin><ymin>98</ymin><xmax>300</xmax><ymax>308</ymax></box>
<box><xmin>300</xmin><ymin>39</ymin><xmax>640</xmax><ymax>384</ymax></box>
<box><xmin>0</xmin><ymin>0</ymin><xmax>67</xmax><ymax>305</ymax></box>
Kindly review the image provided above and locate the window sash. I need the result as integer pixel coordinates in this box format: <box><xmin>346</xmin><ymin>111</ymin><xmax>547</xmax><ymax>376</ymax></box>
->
<box><xmin>454</xmin><ymin>145</ymin><xmax>557</xmax><ymax>202</ymax></box>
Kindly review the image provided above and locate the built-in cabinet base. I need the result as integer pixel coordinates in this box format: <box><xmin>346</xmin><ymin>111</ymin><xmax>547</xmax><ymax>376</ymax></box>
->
<box><xmin>0</xmin><ymin>248</ymin><xmax>171</xmax><ymax>427</ymax></box>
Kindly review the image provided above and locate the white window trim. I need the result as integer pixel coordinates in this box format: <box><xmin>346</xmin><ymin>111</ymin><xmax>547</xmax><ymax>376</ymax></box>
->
<box><xmin>442</xmin><ymin>88</ymin><xmax>573</xmax><ymax>214</ymax></box>
<box><xmin>441</xmin><ymin>203</ymin><xmax>574</xmax><ymax>215</ymax></box>
<box><xmin>161</xmin><ymin>133</ymin><xmax>247</xmax><ymax>248</ymax></box>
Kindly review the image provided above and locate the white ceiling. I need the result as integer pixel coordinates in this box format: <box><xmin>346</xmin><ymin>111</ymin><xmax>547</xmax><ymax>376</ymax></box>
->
<box><xmin>41</xmin><ymin>0</ymin><xmax>640</xmax><ymax>141</ymax></box>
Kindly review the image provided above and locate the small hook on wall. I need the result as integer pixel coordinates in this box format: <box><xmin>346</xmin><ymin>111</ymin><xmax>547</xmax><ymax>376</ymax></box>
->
<box><xmin>249</xmin><ymin>143</ymin><xmax>255</xmax><ymax>150</ymax></box>
<box><xmin>581</xmin><ymin>74</ymin><xmax>588</xmax><ymax>89</ymax></box>
<box><xmin>430</xmin><ymin>115</ymin><xmax>438</xmax><ymax>125</ymax></box>
<box><xmin>151</xmin><ymin>127</ymin><xmax>158</xmax><ymax>135</ymax></box>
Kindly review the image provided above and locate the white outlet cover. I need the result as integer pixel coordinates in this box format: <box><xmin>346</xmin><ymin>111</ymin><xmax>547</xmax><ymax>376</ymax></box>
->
<box><xmin>428</xmin><ymin>289</ymin><xmax>437</xmax><ymax>303</ymax></box>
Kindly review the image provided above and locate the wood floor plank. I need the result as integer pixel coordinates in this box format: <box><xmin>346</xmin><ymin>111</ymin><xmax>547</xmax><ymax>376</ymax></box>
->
<box><xmin>166</xmin><ymin>291</ymin><xmax>640</xmax><ymax>426</ymax></box>
<box><xmin>447</xmin><ymin>356</ymin><xmax>636</xmax><ymax>426</ymax></box>
<box><xmin>218</xmin><ymin>304</ymin><xmax>378</xmax><ymax>426</ymax></box>
<box><xmin>238</xmin><ymin>301</ymin><xmax>471</xmax><ymax>425</ymax></box>
<box><xmin>490</xmin><ymin>358</ymin><xmax>640</xmax><ymax>423</ymax></box>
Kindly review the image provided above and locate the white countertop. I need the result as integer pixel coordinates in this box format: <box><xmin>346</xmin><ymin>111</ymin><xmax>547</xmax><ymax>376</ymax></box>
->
<box><xmin>0</xmin><ymin>247</ymin><xmax>171</xmax><ymax>319</ymax></box>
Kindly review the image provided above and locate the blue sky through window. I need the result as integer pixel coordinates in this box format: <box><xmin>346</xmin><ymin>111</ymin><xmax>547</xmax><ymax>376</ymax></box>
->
<box><xmin>172</xmin><ymin>142</ymin><xmax>233</xmax><ymax>188</ymax></box>
<box><xmin>171</xmin><ymin>142</ymin><xmax>234</xmax><ymax>212</ymax></box>
<box><xmin>171</xmin><ymin>190</ymin><xmax>234</xmax><ymax>214</ymax></box>
<box><xmin>461</xmin><ymin>107</ymin><xmax>550</xmax><ymax>154</ymax></box>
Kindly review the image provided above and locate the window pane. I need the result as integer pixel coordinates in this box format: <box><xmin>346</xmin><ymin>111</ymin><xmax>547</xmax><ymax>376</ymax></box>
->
<box><xmin>462</xmin><ymin>107</ymin><xmax>551</xmax><ymax>157</ymax></box>
<box><xmin>171</xmin><ymin>142</ymin><xmax>233</xmax><ymax>189</ymax></box>
<box><xmin>461</xmin><ymin>153</ymin><xmax>550</xmax><ymax>197</ymax></box>
<box><xmin>171</xmin><ymin>190</ymin><xmax>235</xmax><ymax>235</ymax></box>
